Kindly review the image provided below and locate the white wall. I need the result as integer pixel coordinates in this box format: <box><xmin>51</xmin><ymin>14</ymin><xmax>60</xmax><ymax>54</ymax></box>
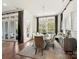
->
<box><xmin>23</xmin><ymin>10</ymin><xmax>36</xmax><ymax>40</ymax></box>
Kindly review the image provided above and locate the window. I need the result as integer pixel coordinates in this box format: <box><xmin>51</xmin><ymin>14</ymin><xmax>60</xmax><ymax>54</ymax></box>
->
<box><xmin>48</xmin><ymin>18</ymin><xmax>55</xmax><ymax>33</ymax></box>
<box><xmin>39</xmin><ymin>17</ymin><xmax>55</xmax><ymax>34</ymax></box>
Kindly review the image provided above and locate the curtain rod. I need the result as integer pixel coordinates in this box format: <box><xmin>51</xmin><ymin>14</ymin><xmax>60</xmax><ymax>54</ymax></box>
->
<box><xmin>2</xmin><ymin>8</ymin><xmax>23</xmax><ymax>15</ymax></box>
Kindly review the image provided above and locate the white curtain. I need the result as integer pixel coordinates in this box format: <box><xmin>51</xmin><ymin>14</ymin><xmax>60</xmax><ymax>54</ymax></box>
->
<box><xmin>62</xmin><ymin>12</ymin><xmax>71</xmax><ymax>33</ymax></box>
<box><xmin>2</xmin><ymin>13</ymin><xmax>18</xmax><ymax>39</ymax></box>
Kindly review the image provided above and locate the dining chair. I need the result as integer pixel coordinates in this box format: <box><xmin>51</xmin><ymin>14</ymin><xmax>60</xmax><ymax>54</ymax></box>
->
<box><xmin>49</xmin><ymin>34</ymin><xmax>56</xmax><ymax>48</ymax></box>
<box><xmin>34</xmin><ymin>36</ymin><xmax>44</xmax><ymax>55</ymax></box>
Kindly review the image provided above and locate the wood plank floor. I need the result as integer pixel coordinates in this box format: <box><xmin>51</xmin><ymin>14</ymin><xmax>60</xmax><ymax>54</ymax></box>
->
<box><xmin>2</xmin><ymin>40</ymin><xmax>77</xmax><ymax>59</ymax></box>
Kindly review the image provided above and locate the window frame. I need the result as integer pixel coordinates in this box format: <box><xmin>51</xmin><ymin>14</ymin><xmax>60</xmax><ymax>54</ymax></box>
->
<box><xmin>37</xmin><ymin>16</ymin><xmax>58</xmax><ymax>34</ymax></box>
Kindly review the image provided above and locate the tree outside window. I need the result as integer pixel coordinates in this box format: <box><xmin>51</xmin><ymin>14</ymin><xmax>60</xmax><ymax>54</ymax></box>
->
<box><xmin>39</xmin><ymin>17</ymin><xmax>55</xmax><ymax>34</ymax></box>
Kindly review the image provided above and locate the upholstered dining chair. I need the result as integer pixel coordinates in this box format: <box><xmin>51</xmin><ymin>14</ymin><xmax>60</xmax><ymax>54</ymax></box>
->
<box><xmin>34</xmin><ymin>36</ymin><xmax>44</xmax><ymax>55</ymax></box>
<box><xmin>49</xmin><ymin>34</ymin><xmax>56</xmax><ymax>48</ymax></box>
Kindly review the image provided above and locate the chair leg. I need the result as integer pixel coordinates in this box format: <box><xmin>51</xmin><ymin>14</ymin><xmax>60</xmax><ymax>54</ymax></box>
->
<box><xmin>52</xmin><ymin>44</ymin><xmax>54</xmax><ymax>48</ymax></box>
<box><xmin>53</xmin><ymin>44</ymin><xmax>54</xmax><ymax>48</ymax></box>
<box><xmin>41</xmin><ymin>49</ymin><xmax>43</xmax><ymax>56</ymax></box>
<box><xmin>35</xmin><ymin>48</ymin><xmax>37</xmax><ymax>55</ymax></box>
<box><xmin>13</xmin><ymin>42</ymin><xmax>16</xmax><ymax>47</ymax></box>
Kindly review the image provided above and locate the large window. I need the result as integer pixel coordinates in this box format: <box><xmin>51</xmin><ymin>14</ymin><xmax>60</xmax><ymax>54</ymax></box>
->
<box><xmin>39</xmin><ymin>17</ymin><xmax>55</xmax><ymax>34</ymax></box>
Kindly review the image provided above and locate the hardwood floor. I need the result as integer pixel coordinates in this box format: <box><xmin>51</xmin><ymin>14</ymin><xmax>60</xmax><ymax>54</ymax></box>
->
<box><xmin>2</xmin><ymin>40</ymin><xmax>76</xmax><ymax>59</ymax></box>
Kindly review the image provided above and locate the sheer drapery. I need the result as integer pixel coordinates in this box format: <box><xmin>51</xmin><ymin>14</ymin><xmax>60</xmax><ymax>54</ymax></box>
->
<box><xmin>2</xmin><ymin>13</ymin><xmax>18</xmax><ymax>39</ymax></box>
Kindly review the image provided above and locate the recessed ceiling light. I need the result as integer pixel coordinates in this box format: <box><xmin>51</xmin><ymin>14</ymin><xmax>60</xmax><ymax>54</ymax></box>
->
<box><xmin>3</xmin><ymin>3</ymin><xmax>7</xmax><ymax>7</ymax></box>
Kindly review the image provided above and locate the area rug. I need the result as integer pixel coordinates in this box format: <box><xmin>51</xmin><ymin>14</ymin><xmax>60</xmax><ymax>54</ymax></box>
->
<box><xmin>17</xmin><ymin>40</ymin><xmax>65</xmax><ymax>59</ymax></box>
<box><xmin>17</xmin><ymin>46</ymin><xmax>46</xmax><ymax>59</ymax></box>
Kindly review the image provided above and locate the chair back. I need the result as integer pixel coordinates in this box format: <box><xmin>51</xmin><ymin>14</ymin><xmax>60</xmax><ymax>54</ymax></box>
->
<box><xmin>34</xmin><ymin>36</ymin><xmax>44</xmax><ymax>49</ymax></box>
<box><xmin>51</xmin><ymin>34</ymin><xmax>56</xmax><ymax>42</ymax></box>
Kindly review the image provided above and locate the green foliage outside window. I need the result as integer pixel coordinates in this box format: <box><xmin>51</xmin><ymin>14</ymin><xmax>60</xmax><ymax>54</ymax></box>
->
<box><xmin>39</xmin><ymin>17</ymin><xmax>55</xmax><ymax>33</ymax></box>
<box><xmin>48</xmin><ymin>19</ymin><xmax>55</xmax><ymax>33</ymax></box>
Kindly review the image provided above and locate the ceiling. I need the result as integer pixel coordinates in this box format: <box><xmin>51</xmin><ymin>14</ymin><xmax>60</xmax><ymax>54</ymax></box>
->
<box><xmin>2</xmin><ymin>0</ymin><xmax>69</xmax><ymax>16</ymax></box>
